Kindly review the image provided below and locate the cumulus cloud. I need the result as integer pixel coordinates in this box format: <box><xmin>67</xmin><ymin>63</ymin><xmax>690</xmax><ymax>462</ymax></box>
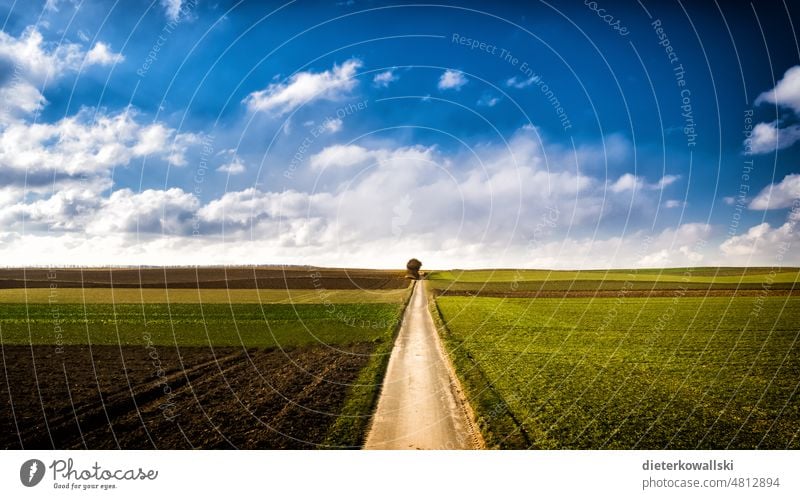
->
<box><xmin>477</xmin><ymin>93</ymin><xmax>500</xmax><ymax>107</ymax></box>
<box><xmin>217</xmin><ymin>155</ymin><xmax>246</xmax><ymax>175</ymax></box>
<box><xmin>309</xmin><ymin>143</ymin><xmax>435</xmax><ymax>171</ymax></box>
<box><xmin>748</xmin><ymin>65</ymin><xmax>800</xmax><ymax>154</ymax></box>
<box><xmin>720</xmin><ymin>210</ymin><xmax>798</xmax><ymax>262</ymax></box>
<box><xmin>438</xmin><ymin>69</ymin><xmax>467</xmax><ymax>90</ymax></box>
<box><xmin>161</xmin><ymin>0</ymin><xmax>183</xmax><ymax>21</ymax></box>
<box><xmin>609</xmin><ymin>173</ymin><xmax>679</xmax><ymax>193</ymax></box>
<box><xmin>1</xmin><ymin>184</ymin><xmax>200</xmax><ymax>236</ymax></box>
<box><xmin>0</xmin><ymin>185</ymin><xmax>101</xmax><ymax>231</ymax></box>
<box><xmin>244</xmin><ymin>58</ymin><xmax>362</xmax><ymax>115</ymax></box>
<box><xmin>88</xmin><ymin>188</ymin><xmax>198</xmax><ymax>235</ymax></box>
<box><xmin>506</xmin><ymin>75</ymin><xmax>538</xmax><ymax>89</ymax></box>
<box><xmin>749</xmin><ymin>174</ymin><xmax>800</xmax><ymax>210</ymax></box>
<box><xmin>309</xmin><ymin>144</ymin><xmax>373</xmax><ymax>170</ymax></box>
<box><xmin>0</xmin><ymin>107</ymin><xmax>200</xmax><ymax>222</ymax></box>
<box><xmin>4</xmin><ymin>120</ymin><xmax>795</xmax><ymax>268</ymax></box>
<box><xmin>85</xmin><ymin>42</ymin><xmax>124</xmax><ymax>65</ymax></box>
<box><xmin>0</xmin><ymin>81</ymin><xmax>47</xmax><ymax>122</ymax></box>
<box><xmin>755</xmin><ymin>65</ymin><xmax>800</xmax><ymax>113</ymax></box>
<box><xmin>323</xmin><ymin>117</ymin><xmax>343</xmax><ymax>133</ymax></box>
<box><xmin>0</xmin><ymin>108</ymin><xmax>198</xmax><ymax>178</ymax></box>
<box><xmin>748</xmin><ymin>122</ymin><xmax>800</xmax><ymax>154</ymax></box>
<box><xmin>373</xmin><ymin>69</ymin><xmax>398</xmax><ymax>87</ymax></box>
<box><xmin>0</xmin><ymin>27</ymin><xmax>123</xmax><ymax>122</ymax></box>
<box><xmin>0</xmin><ymin>26</ymin><xmax>120</xmax><ymax>79</ymax></box>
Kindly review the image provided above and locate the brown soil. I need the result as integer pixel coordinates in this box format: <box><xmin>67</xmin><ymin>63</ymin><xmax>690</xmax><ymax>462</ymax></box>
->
<box><xmin>0</xmin><ymin>267</ymin><xmax>407</xmax><ymax>290</ymax></box>
<box><xmin>0</xmin><ymin>344</ymin><xmax>374</xmax><ymax>449</ymax></box>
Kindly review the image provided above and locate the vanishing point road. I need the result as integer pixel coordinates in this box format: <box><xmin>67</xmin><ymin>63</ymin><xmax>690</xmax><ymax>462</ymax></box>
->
<box><xmin>365</xmin><ymin>281</ymin><xmax>482</xmax><ymax>450</ymax></box>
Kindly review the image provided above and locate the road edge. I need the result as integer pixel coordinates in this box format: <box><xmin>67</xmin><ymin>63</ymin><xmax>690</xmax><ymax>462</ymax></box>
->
<box><xmin>423</xmin><ymin>280</ymin><xmax>486</xmax><ymax>450</ymax></box>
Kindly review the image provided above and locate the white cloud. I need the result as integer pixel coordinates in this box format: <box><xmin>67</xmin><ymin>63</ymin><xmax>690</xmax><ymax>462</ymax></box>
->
<box><xmin>161</xmin><ymin>0</ymin><xmax>183</xmax><ymax>21</ymax></box>
<box><xmin>0</xmin><ymin>108</ymin><xmax>198</xmax><ymax>177</ymax></box>
<box><xmin>85</xmin><ymin>42</ymin><xmax>124</xmax><ymax>65</ymax></box>
<box><xmin>0</xmin><ymin>27</ymin><xmax>124</xmax><ymax>123</ymax></box>
<box><xmin>658</xmin><ymin>175</ymin><xmax>680</xmax><ymax>188</ymax></box>
<box><xmin>310</xmin><ymin>144</ymin><xmax>371</xmax><ymax>170</ymax></box>
<box><xmin>506</xmin><ymin>75</ymin><xmax>538</xmax><ymax>89</ymax></box>
<box><xmin>244</xmin><ymin>58</ymin><xmax>362</xmax><ymax>115</ymax></box>
<box><xmin>720</xmin><ymin>209</ymin><xmax>798</xmax><ymax>262</ymax></box>
<box><xmin>637</xmin><ymin>223</ymin><xmax>710</xmax><ymax>267</ymax></box>
<box><xmin>755</xmin><ymin>65</ymin><xmax>800</xmax><ymax>113</ymax></box>
<box><xmin>748</xmin><ymin>121</ymin><xmax>800</xmax><ymax>154</ymax></box>
<box><xmin>609</xmin><ymin>173</ymin><xmax>639</xmax><ymax>193</ymax></box>
<box><xmin>88</xmin><ymin>188</ymin><xmax>198</xmax><ymax>235</ymax></box>
<box><xmin>309</xmin><ymin>144</ymin><xmax>436</xmax><ymax>171</ymax></box>
<box><xmin>749</xmin><ymin>174</ymin><xmax>800</xmax><ymax>210</ymax></box>
<box><xmin>0</xmin><ymin>26</ymin><xmax>118</xmax><ymax>80</ymax></box>
<box><xmin>748</xmin><ymin>66</ymin><xmax>800</xmax><ymax>154</ymax></box>
<box><xmin>663</xmin><ymin>199</ymin><xmax>685</xmax><ymax>208</ymax></box>
<box><xmin>0</xmin><ymin>107</ymin><xmax>200</xmax><ymax>208</ymax></box>
<box><xmin>217</xmin><ymin>156</ymin><xmax>246</xmax><ymax>175</ymax></box>
<box><xmin>609</xmin><ymin>173</ymin><xmax>679</xmax><ymax>193</ymax></box>
<box><xmin>0</xmin><ymin>184</ymin><xmax>102</xmax><ymax>231</ymax></box>
<box><xmin>44</xmin><ymin>0</ymin><xmax>61</xmax><ymax>12</ymax></box>
<box><xmin>477</xmin><ymin>93</ymin><xmax>500</xmax><ymax>107</ymax></box>
<box><xmin>438</xmin><ymin>69</ymin><xmax>467</xmax><ymax>91</ymax></box>
<box><xmin>2</xmin><ymin>186</ymin><xmax>200</xmax><ymax>236</ymax></box>
<box><xmin>323</xmin><ymin>117</ymin><xmax>343</xmax><ymax>133</ymax></box>
<box><xmin>0</xmin><ymin>81</ymin><xmax>47</xmax><ymax>122</ymax></box>
<box><xmin>373</xmin><ymin>69</ymin><xmax>398</xmax><ymax>87</ymax></box>
<box><xmin>5</xmin><ymin>121</ymin><xmax>796</xmax><ymax>268</ymax></box>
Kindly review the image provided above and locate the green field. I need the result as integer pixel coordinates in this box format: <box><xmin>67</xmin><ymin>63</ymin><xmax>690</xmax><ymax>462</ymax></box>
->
<box><xmin>427</xmin><ymin>267</ymin><xmax>800</xmax><ymax>294</ymax></box>
<box><xmin>0</xmin><ymin>287</ymin><xmax>407</xmax><ymax>304</ymax></box>
<box><xmin>432</xmin><ymin>291</ymin><xmax>800</xmax><ymax>449</ymax></box>
<box><xmin>429</xmin><ymin>267</ymin><xmax>800</xmax><ymax>283</ymax></box>
<box><xmin>0</xmin><ymin>302</ymin><xmax>405</xmax><ymax>348</ymax></box>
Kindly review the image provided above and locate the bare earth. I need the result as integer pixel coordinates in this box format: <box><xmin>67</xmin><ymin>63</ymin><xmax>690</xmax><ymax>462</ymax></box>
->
<box><xmin>365</xmin><ymin>282</ymin><xmax>482</xmax><ymax>450</ymax></box>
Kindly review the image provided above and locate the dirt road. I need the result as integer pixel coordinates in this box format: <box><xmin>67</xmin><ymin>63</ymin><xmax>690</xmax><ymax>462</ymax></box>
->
<box><xmin>365</xmin><ymin>282</ymin><xmax>481</xmax><ymax>449</ymax></box>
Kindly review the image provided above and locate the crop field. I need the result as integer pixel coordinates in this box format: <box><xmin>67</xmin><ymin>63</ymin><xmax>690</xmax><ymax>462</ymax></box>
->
<box><xmin>0</xmin><ymin>302</ymin><xmax>404</xmax><ymax>347</ymax></box>
<box><xmin>0</xmin><ymin>267</ymin><xmax>411</xmax><ymax>449</ymax></box>
<box><xmin>0</xmin><ymin>287</ymin><xmax>408</xmax><ymax>304</ymax></box>
<box><xmin>431</xmin><ymin>270</ymin><xmax>800</xmax><ymax>449</ymax></box>
<box><xmin>429</xmin><ymin>267</ymin><xmax>800</xmax><ymax>283</ymax></box>
<box><xmin>428</xmin><ymin>267</ymin><xmax>800</xmax><ymax>297</ymax></box>
<box><xmin>0</xmin><ymin>266</ymin><xmax>408</xmax><ymax>289</ymax></box>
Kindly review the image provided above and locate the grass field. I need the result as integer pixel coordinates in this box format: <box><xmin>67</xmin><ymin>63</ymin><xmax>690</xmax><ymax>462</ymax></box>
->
<box><xmin>0</xmin><ymin>267</ymin><xmax>412</xmax><ymax>449</ymax></box>
<box><xmin>0</xmin><ymin>302</ymin><xmax>405</xmax><ymax>347</ymax></box>
<box><xmin>430</xmin><ymin>269</ymin><xmax>800</xmax><ymax>449</ymax></box>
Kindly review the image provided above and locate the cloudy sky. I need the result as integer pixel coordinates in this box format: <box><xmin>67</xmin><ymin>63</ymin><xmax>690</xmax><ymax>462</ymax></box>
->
<box><xmin>0</xmin><ymin>0</ymin><xmax>798</xmax><ymax>268</ymax></box>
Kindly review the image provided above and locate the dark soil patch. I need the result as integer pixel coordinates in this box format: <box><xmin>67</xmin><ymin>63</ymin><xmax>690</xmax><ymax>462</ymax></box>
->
<box><xmin>0</xmin><ymin>267</ymin><xmax>408</xmax><ymax>290</ymax></box>
<box><xmin>0</xmin><ymin>344</ymin><xmax>374</xmax><ymax>449</ymax></box>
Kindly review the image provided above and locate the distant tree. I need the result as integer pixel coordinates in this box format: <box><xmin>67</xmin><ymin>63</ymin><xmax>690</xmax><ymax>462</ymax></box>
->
<box><xmin>406</xmin><ymin>258</ymin><xmax>422</xmax><ymax>279</ymax></box>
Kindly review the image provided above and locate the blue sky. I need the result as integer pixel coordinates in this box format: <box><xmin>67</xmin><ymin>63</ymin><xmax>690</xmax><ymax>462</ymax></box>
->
<box><xmin>0</xmin><ymin>0</ymin><xmax>798</xmax><ymax>268</ymax></box>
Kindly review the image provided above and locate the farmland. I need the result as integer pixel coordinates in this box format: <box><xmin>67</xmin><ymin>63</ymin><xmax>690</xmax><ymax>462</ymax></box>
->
<box><xmin>0</xmin><ymin>267</ymin><xmax>411</xmax><ymax>449</ymax></box>
<box><xmin>430</xmin><ymin>267</ymin><xmax>800</xmax><ymax>449</ymax></box>
<box><xmin>428</xmin><ymin>268</ymin><xmax>800</xmax><ymax>297</ymax></box>
<box><xmin>0</xmin><ymin>287</ymin><xmax>407</xmax><ymax>304</ymax></box>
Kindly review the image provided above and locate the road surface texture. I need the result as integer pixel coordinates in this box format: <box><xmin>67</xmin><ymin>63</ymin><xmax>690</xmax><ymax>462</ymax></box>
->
<box><xmin>365</xmin><ymin>281</ymin><xmax>483</xmax><ymax>449</ymax></box>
